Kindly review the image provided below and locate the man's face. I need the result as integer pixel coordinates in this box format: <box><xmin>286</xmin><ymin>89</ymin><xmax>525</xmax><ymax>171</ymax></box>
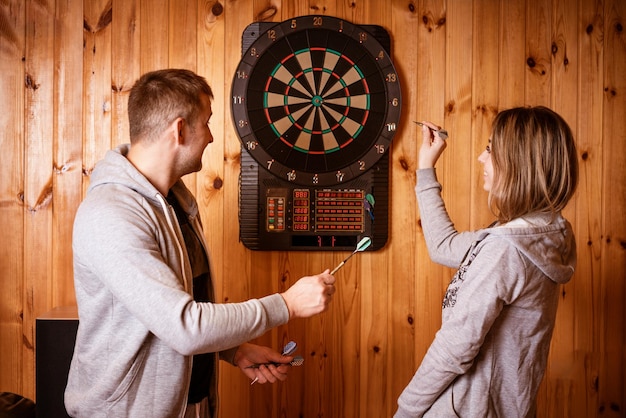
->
<box><xmin>179</xmin><ymin>94</ymin><xmax>213</xmax><ymax>175</ymax></box>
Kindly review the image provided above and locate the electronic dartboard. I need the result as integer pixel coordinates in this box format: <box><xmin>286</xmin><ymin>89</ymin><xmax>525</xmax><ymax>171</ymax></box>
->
<box><xmin>232</xmin><ymin>15</ymin><xmax>401</xmax><ymax>251</ymax></box>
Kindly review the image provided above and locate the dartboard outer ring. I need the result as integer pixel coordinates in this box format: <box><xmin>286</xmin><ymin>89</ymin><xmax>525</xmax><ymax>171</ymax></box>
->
<box><xmin>231</xmin><ymin>15</ymin><xmax>401</xmax><ymax>187</ymax></box>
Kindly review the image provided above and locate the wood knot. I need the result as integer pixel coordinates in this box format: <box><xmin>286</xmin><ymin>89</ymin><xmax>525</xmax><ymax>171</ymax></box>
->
<box><xmin>25</xmin><ymin>74</ymin><xmax>39</xmax><ymax>90</ymax></box>
<box><xmin>255</xmin><ymin>6</ymin><xmax>277</xmax><ymax>22</ymax></box>
<box><xmin>84</xmin><ymin>5</ymin><xmax>112</xmax><ymax>33</ymax></box>
<box><xmin>408</xmin><ymin>2</ymin><xmax>416</xmax><ymax>13</ymax></box>
<box><xmin>213</xmin><ymin>177</ymin><xmax>223</xmax><ymax>189</ymax></box>
<box><xmin>526</xmin><ymin>57</ymin><xmax>536</xmax><ymax>68</ymax></box>
<box><xmin>54</xmin><ymin>163</ymin><xmax>71</xmax><ymax>174</ymax></box>
<box><xmin>373</xmin><ymin>345</ymin><xmax>381</xmax><ymax>353</ymax></box>
<box><xmin>445</xmin><ymin>100</ymin><xmax>455</xmax><ymax>114</ymax></box>
<box><xmin>211</xmin><ymin>2</ymin><xmax>223</xmax><ymax>16</ymax></box>
<box><xmin>399</xmin><ymin>157</ymin><xmax>409</xmax><ymax>171</ymax></box>
<box><xmin>586</xmin><ymin>24</ymin><xmax>594</xmax><ymax>34</ymax></box>
<box><xmin>407</xmin><ymin>314</ymin><xmax>414</xmax><ymax>325</ymax></box>
<box><xmin>581</xmin><ymin>151</ymin><xmax>588</xmax><ymax>160</ymax></box>
<box><xmin>22</xmin><ymin>335</ymin><xmax>34</xmax><ymax>350</ymax></box>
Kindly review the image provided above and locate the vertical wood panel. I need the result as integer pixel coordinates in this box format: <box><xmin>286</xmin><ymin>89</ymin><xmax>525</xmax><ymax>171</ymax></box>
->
<box><xmin>600</xmin><ymin>0</ymin><xmax>625</xmax><ymax>414</ymax></box>
<box><xmin>443</xmin><ymin>0</ymin><xmax>472</xmax><ymax>232</ymax></box>
<box><xmin>139</xmin><ymin>0</ymin><xmax>168</xmax><ymax>71</ymax></box>
<box><xmin>51</xmin><ymin>0</ymin><xmax>82</xmax><ymax>311</ymax></box>
<box><xmin>23</xmin><ymin>0</ymin><xmax>56</xmax><ymax>401</ymax></box>
<box><xmin>197</xmin><ymin>0</ymin><xmax>226</xmax><ymax>301</ymax></box>
<box><xmin>566</xmin><ymin>0</ymin><xmax>605</xmax><ymax>414</ymax></box>
<box><xmin>525</xmin><ymin>0</ymin><xmax>552</xmax><ymax>105</ymax></box>
<box><xmin>218</xmin><ymin>1</ymin><xmax>255</xmax><ymax>416</ymax></box>
<box><xmin>82</xmin><ymin>0</ymin><xmax>113</xmax><ymax>196</ymax></box>
<box><xmin>0</xmin><ymin>0</ymin><xmax>25</xmax><ymax>396</ymax></box>
<box><xmin>538</xmin><ymin>0</ymin><xmax>580</xmax><ymax>415</ymax></box>
<box><xmin>499</xmin><ymin>0</ymin><xmax>525</xmax><ymax>108</ymax></box>
<box><xmin>471</xmin><ymin>0</ymin><xmax>499</xmax><ymax>230</ymax></box>
<box><xmin>414</xmin><ymin>0</ymin><xmax>448</xmax><ymax>367</ymax></box>
<box><xmin>111</xmin><ymin>0</ymin><xmax>140</xmax><ymax>149</ymax></box>
<box><xmin>387</xmin><ymin>0</ymin><xmax>419</xmax><ymax>415</ymax></box>
<box><xmin>353</xmin><ymin>4</ymin><xmax>392</xmax><ymax>417</ymax></box>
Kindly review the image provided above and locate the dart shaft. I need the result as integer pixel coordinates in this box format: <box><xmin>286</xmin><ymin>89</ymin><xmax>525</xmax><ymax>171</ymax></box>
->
<box><xmin>330</xmin><ymin>261</ymin><xmax>345</xmax><ymax>275</ymax></box>
<box><xmin>330</xmin><ymin>250</ymin><xmax>358</xmax><ymax>274</ymax></box>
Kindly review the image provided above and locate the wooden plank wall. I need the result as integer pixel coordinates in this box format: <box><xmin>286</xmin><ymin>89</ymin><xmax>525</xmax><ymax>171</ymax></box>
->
<box><xmin>0</xmin><ymin>0</ymin><xmax>624</xmax><ymax>417</ymax></box>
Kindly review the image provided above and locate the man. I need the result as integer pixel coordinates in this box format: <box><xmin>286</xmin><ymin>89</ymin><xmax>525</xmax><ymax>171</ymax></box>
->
<box><xmin>64</xmin><ymin>69</ymin><xmax>336</xmax><ymax>418</ymax></box>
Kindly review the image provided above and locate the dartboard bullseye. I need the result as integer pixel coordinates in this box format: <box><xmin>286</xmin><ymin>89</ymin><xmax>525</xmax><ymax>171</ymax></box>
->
<box><xmin>232</xmin><ymin>15</ymin><xmax>401</xmax><ymax>187</ymax></box>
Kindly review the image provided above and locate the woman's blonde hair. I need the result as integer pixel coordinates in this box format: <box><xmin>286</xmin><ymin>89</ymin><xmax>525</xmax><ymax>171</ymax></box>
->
<box><xmin>488</xmin><ymin>106</ymin><xmax>579</xmax><ymax>222</ymax></box>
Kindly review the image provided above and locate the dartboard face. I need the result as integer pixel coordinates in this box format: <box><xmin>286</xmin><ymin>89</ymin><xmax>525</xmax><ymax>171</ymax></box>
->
<box><xmin>231</xmin><ymin>15</ymin><xmax>401</xmax><ymax>187</ymax></box>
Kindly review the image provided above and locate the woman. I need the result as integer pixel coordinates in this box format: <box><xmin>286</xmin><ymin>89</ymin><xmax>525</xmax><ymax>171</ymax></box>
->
<box><xmin>395</xmin><ymin>106</ymin><xmax>579</xmax><ymax>417</ymax></box>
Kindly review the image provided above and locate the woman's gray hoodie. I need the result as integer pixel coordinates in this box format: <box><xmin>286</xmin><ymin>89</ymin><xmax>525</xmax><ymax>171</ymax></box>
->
<box><xmin>395</xmin><ymin>169</ymin><xmax>576</xmax><ymax>418</ymax></box>
<box><xmin>65</xmin><ymin>145</ymin><xmax>289</xmax><ymax>417</ymax></box>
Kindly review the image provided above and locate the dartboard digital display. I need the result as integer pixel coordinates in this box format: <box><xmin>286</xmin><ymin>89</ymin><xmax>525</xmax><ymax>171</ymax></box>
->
<box><xmin>231</xmin><ymin>15</ymin><xmax>401</xmax><ymax>187</ymax></box>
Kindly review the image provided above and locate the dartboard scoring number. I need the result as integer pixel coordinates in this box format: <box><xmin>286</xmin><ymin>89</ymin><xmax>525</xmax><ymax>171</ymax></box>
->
<box><xmin>231</xmin><ymin>15</ymin><xmax>402</xmax><ymax>187</ymax></box>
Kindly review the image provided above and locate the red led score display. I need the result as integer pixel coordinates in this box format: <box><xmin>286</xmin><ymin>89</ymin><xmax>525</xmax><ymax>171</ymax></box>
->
<box><xmin>264</xmin><ymin>189</ymin><xmax>365</xmax><ymax>234</ymax></box>
<box><xmin>314</xmin><ymin>190</ymin><xmax>364</xmax><ymax>232</ymax></box>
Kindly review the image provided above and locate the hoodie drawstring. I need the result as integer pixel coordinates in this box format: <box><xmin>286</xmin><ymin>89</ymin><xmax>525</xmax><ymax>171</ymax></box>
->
<box><xmin>156</xmin><ymin>194</ymin><xmax>190</xmax><ymax>293</ymax></box>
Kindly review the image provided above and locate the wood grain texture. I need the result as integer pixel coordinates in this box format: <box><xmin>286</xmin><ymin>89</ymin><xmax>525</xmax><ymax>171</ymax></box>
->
<box><xmin>0</xmin><ymin>0</ymin><xmax>624</xmax><ymax>417</ymax></box>
<box><xmin>0</xmin><ymin>0</ymin><xmax>25</xmax><ymax>397</ymax></box>
<box><xmin>22</xmin><ymin>0</ymin><xmax>55</xmax><ymax>401</ymax></box>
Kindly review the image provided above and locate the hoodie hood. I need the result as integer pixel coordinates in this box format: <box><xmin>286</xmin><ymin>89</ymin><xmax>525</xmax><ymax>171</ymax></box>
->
<box><xmin>89</xmin><ymin>144</ymin><xmax>198</xmax><ymax>216</ymax></box>
<box><xmin>487</xmin><ymin>213</ymin><xmax>576</xmax><ymax>284</ymax></box>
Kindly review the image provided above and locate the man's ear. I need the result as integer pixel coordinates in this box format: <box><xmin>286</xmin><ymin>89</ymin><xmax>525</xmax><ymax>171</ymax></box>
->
<box><xmin>173</xmin><ymin>118</ymin><xmax>185</xmax><ymax>144</ymax></box>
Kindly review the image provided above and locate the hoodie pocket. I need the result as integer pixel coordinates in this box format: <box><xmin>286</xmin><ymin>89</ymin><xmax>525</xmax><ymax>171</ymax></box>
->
<box><xmin>107</xmin><ymin>345</ymin><xmax>149</xmax><ymax>406</ymax></box>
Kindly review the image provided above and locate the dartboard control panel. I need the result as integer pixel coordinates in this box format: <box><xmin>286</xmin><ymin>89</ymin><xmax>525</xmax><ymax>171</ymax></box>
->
<box><xmin>231</xmin><ymin>15</ymin><xmax>401</xmax><ymax>251</ymax></box>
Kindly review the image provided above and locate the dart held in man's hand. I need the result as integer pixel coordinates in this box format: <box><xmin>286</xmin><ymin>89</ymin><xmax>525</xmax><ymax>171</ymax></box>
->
<box><xmin>330</xmin><ymin>237</ymin><xmax>372</xmax><ymax>275</ymax></box>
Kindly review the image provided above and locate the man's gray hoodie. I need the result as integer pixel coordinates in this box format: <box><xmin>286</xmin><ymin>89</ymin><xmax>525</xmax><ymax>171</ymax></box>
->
<box><xmin>65</xmin><ymin>145</ymin><xmax>290</xmax><ymax>417</ymax></box>
<box><xmin>395</xmin><ymin>169</ymin><xmax>576</xmax><ymax>418</ymax></box>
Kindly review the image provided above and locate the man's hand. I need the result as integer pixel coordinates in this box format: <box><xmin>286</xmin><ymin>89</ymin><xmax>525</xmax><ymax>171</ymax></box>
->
<box><xmin>234</xmin><ymin>343</ymin><xmax>293</xmax><ymax>385</ymax></box>
<box><xmin>280</xmin><ymin>269</ymin><xmax>336</xmax><ymax>319</ymax></box>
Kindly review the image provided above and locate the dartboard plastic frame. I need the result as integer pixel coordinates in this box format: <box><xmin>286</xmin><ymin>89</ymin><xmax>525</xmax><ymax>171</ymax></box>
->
<box><xmin>231</xmin><ymin>15</ymin><xmax>402</xmax><ymax>187</ymax></box>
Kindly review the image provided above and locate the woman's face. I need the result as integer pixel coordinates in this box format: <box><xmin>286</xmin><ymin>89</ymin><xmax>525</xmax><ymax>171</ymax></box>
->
<box><xmin>478</xmin><ymin>141</ymin><xmax>494</xmax><ymax>192</ymax></box>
